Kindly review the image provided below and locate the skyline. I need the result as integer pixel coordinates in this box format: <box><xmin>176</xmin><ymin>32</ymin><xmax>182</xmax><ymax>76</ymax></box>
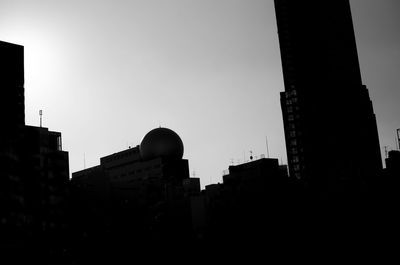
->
<box><xmin>1</xmin><ymin>0</ymin><xmax>399</xmax><ymax>187</ymax></box>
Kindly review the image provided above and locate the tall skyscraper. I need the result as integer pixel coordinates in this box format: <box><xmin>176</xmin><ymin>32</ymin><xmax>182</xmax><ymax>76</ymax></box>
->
<box><xmin>0</xmin><ymin>41</ymin><xmax>26</xmax><ymax>245</ymax></box>
<box><xmin>274</xmin><ymin>0</ymin><xmax>382</xmax><ymax>196</ymax></box>
<box><xmin>0</xmin><ymin>41</ymin><xmax>25</xmax><ymax>131</ymax></box>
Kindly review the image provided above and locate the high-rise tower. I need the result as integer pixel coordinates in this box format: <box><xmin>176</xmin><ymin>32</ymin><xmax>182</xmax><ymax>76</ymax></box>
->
<box><xmin>274</xmin><ymin>0</ymin><xmax>382</xmax><ymax>196</ymax></box>
<box><xmin>0</xmin><ymin>41</ymin><xmax>25</xmax><ymax>131</ymax></box>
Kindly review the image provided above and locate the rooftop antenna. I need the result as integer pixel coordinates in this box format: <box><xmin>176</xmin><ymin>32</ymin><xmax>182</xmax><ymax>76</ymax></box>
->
<box><xmin>384</xmin><ymin>146</ymin><xmax>389</xmax><ymax>159</ymax></box>
<box><xmin>250</xmin><ymin>150</ymin><xmax>253</xmax><ymax>161</ymax></box>
<box><xmin>39</xmin><ymin>110</ymin><xmax>43</xmax><ymax>127</ymax></box>
<box><xmin>266</xmin><ymin>136</ymin><xmax>270</xmax><ymax>158</ymax></box>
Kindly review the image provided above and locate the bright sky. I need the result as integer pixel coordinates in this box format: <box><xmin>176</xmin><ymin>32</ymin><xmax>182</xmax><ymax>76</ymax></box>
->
<box><xmin>1</xmin><ymin>0</ymin><xmax>399</xmax><ymax>188</ymax></box>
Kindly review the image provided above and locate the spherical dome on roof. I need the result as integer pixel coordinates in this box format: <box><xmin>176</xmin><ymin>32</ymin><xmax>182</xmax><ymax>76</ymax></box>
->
<box><xmin>140</xmin><ymin>127</ymin><xmax>184</xmax><ymax>160</ymax></box>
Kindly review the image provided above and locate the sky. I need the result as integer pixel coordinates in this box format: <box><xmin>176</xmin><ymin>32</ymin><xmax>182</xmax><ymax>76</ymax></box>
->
<box><xmin>0</xmin><ymin>0</ymin><xmax>399</xmax><ymax>188</ymax></box>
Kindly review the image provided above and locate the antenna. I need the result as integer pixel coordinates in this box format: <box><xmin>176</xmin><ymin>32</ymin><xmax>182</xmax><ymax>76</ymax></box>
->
<box><xmin>39</xmin><ymin>110</ymin><xmax>43</xmax><ymax>127</ymax></box>
<box><xmin>250</xmin><ymin>150</ymin><xmax>253</xmax><ymax>161</ymax></box>
<box><xmin>266</xmin><ymin>136</ymin><xmax>270</xmax><ymax>158</ymax></box>
<box><xmin>84</xmin><ymin>152</ymin><xmax>86</xmax><ymax>169</ymax></box>
<box><xmin>384</xmin><ymin>146</ymin><xmax>389</xmax><ymax>159</ymax></box>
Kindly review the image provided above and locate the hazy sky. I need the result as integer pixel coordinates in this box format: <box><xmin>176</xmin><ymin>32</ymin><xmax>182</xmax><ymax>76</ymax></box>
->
<box><xmin>1</xmin><ymin>0</ymin><xmax>399</xmax><ymax>188</ymax></box>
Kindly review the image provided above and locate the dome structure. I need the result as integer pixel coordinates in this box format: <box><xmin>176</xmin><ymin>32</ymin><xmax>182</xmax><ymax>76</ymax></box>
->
<box><xmin>140</xmin><ymin>127</ymin><xmax>184</xmax><ymax>160</ymax></box>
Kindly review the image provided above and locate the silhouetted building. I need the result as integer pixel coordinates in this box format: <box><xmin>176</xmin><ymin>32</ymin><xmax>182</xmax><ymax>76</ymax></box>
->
<box><xmin>223</xmin><ymin>157</ymin><xmax>281</xmax><ymax>185</ymax></box>
<box><xmin>380</xmin><ymin>150</ymin><xmax>400</xmax><ymax>199</ymax></box>
<box><xmin>0</xmin><ymin>41</ymin><xmax>70</xmax><ymax>263</ymax></box>
<box><xmin>198</xmin><ymin>158</ymin><xmax>290</xmax><ymax>248</ymax></box>
<box><xmin>70</xmin><ymin>127</ymin><xmax>198</xmax><ymax>259</ymax></box>
<box><xmin>183</xmin><ymin>177</ymin><xmax>201</xmax><ymax>197</ymax></box>
<box><xmin>278</xmin><ymin>164</ymin><xmax>289</xmax><ymax>178</ymax></box>
<box><xmin>0</xmin><ymin>42</ymin><xmax>26</xmax><ymax>249</ymax></box>
<box><xmin>274</xmin><ymin>0</ymin><xmax>382</xmax><ymax>197</ymax></box>
<box><xmin>222</xmin><ymin>157</ymin><xmax>287</xmax><ymax>210</ymax></box>
<box><xmin>0</xmin><ymin>41</ymin><xmax>24</xmax><ymax>133</ymax></box>
<box><xmin>20</xmin><ymin>126</ymin><xmax>69</xmax><ymax>229</ymax></box>
<box><xmin>385</xmin><ymin>150</ymin><xmax>400</xmax><ymax>174</ymax></box>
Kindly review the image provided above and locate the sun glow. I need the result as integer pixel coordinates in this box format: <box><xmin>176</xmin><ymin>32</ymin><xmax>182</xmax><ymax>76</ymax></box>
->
<box><xmin>0</xmin><ymin>24</ymin><xmax>68</xmax><ymax>126</ymax></box>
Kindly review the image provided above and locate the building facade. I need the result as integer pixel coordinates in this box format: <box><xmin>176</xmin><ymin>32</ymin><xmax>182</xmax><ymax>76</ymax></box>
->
<box><xmin>274</xmin><ymin>0</ymin><xmax>382</xmax><ymax>197</ymax></box>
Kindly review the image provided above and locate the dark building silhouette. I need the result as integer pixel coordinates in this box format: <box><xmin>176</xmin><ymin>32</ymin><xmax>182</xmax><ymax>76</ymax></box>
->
<box><xmin>380</xmin><ymin>149</ymin><xmax>400</xmax><ymax>200</ymax></box>
<box><xmin>274</xmin><ymin>0</ymin><xmax>382</xmax><ymax>197</ymax></box>
<box><xmin>223</xmin><ymin>157</ymin><xmax>284</xmax><ymax>191</ymax></box>
<box><xmin>198</xmin><ymin>158</ymin><xmax>290</xmax><ymax>250</ymax></box>
<box><xmin>18</xmin><ymin>126</ymin><xmax>70</xmax><ymax>262</ymax></box>
<box><xmin>0</xmin><ymin>42</ymin><xmax>26</xmax><ymax>249</ymax></box>
<box><xmin>0</xmin><ymin>41</ymin><xmax>25</xmax><ymax>132</ymax></box>
<box><xmin>0</xmin><ymin>41</ymin><xmax>69</xmax><ymax>263</ymax></box>
<box><xmin>70</xmin><ymin>127</ymin><xmax>200</xmax><ymax>261</ymax></box>
<box><xmin>385</xmin><ymin>150</ymin><xmax>400</xmax><ymax>174</ymax></box>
